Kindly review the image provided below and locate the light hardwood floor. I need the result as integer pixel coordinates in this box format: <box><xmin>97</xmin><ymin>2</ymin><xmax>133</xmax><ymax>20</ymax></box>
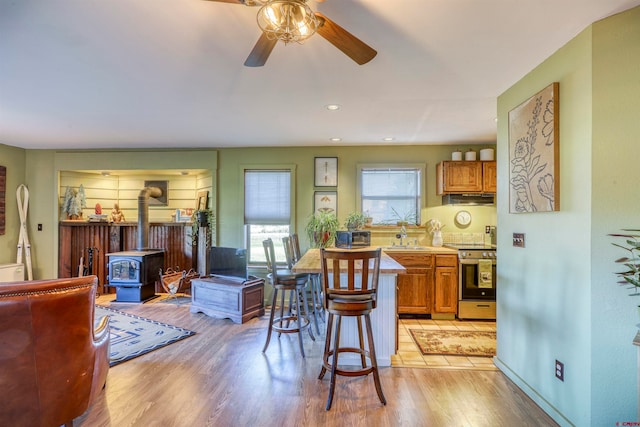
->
<box><xmin>77</xmin><ymin>294</ymin><xmax>558</xmax><ymax>426</ymax></box>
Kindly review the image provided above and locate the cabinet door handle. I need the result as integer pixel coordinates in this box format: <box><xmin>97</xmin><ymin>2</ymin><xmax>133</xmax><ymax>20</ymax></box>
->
<box><xmin>477</xmin><ymin>304</ymin><xmax>491</xmax><ymax>308</ymax></box>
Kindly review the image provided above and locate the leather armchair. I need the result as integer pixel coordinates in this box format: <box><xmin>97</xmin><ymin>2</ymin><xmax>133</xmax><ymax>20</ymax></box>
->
<box><xmin>0</xmin><ymin>275</ymin><xmax>110</xmax><ymax>427</ymax></box>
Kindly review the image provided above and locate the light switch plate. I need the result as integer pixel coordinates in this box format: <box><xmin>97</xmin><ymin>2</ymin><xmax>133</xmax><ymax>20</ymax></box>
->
<box><xmin>513</xmin><ymin>233</ymin><xmax>525</xmax><ymax>247</ymax></box>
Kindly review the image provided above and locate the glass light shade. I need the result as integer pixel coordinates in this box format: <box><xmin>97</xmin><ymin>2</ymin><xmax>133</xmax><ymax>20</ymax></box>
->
<box><xmin>256</xmin><ymin>0</ymin><xmax>318</xmax><ymax>44</ymax></box>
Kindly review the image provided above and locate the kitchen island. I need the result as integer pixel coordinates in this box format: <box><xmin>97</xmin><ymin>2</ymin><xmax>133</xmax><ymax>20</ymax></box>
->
<box><xmin>292</xmin><ymin>248</ymin><xmax>405</xmax><ymax>367</ymax></box>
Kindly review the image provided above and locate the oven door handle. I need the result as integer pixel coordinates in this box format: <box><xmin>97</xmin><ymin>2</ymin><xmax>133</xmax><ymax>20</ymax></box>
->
<box><xmin>458</xmin><ymin>259</ymin><xmax>496</xmax><ymax>265</ymax></box>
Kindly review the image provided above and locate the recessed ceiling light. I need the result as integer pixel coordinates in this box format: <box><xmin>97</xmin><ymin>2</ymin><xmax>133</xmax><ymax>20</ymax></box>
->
<box><xmin>382</xmin><ymin>137</ymin><xmax>395</xmax><ymax>142</ymax></box>
<box><xmin>330</xmin><ymin>137</ymin><xmax>342</xmax><ymax>142</ymax></box>
<box><xmin>325</xmin><ymin>104</ymin><xmax>341</xmax><ymax>111</ymax></box>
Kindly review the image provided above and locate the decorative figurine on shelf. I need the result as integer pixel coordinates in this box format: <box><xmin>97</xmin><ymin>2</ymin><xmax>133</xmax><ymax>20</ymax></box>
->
<box><xmin>110</xmin><ymin>203</ymin><xmax>125</xmax><ymax>223</ymax></box>
<box><xmin>61</xmin><ymin>185</ymin><xmax>87</xmax><ymax>220</ymax></box>
<box><xmin>95</xmin><ymin>203</ymin><xmax>102</xmax><ymax>215</ymax></box>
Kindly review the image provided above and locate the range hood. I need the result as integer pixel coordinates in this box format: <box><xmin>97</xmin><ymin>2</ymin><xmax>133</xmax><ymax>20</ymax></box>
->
<box><xmin>442</xmin><ymin>194</ymin><xmax>495</xmax><ymax>205</ymax></box>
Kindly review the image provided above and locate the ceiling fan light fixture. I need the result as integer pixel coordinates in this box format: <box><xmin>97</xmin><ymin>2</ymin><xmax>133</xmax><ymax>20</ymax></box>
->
<box><xmin>257</xmin><ymin>0</ymin><xmax>318</xmax><ymax>44</ymax></box>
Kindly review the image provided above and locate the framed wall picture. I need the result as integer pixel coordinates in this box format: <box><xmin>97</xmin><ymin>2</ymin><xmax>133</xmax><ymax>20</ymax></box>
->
<box><xmin>196</xmin><ymin>190</ymin><xmax>209</xmax><ymax>211</ymax></box>
<box><xmin>508</xmin><ymin>82</ymin><xmax>560</xmax><ymax>213</ymax></box>
<box><xmin>314</xmin><ymin>191</ymin><xmax>337</xmax><ymax>215</ymax></box>
<box><xmin>314</xmin><ymin>157</ymin><xmax>338</xmax><ymax>187</ymax></box>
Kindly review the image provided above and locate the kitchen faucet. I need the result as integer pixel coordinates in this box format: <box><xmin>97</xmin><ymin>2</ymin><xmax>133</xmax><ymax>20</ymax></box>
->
<box><xmin>396</xmin><ymin>225</ymin><xmax>408</xmax><ymax>246</ymax></box>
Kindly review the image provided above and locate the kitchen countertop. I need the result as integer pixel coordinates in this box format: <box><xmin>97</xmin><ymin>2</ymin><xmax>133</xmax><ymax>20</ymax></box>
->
<box><xmin>381</xmin><ymin>245</ymin><xmax>458</xmax><ymax>254</ymax></box>
<box><xmin>292</xmin><ymin>248</ymin><xmax>406</xmax><ymax>274</ymax></box>
<box><xmin>292</xmin><ymin>246</ymin><xmax>458</xmax><ymax>274</ymax></box>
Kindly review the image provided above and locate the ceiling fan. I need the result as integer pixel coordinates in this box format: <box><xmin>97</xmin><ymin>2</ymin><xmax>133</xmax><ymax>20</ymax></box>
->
<box><xmin>204</xmin><ymin>0</ymin><xmax>377</xmax><ymax>67</ymax></box>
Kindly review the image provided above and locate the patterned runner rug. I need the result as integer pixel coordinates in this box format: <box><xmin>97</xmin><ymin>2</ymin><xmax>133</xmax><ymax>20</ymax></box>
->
<box><xmin>95</xmin><ymin>305</ymin><xmax>195</xmax><ymax>366</ymax></box>
<box><xmin>409</xmin><ymin>329</ymin><xmax>496</xmax><ymax>357</ymax></box>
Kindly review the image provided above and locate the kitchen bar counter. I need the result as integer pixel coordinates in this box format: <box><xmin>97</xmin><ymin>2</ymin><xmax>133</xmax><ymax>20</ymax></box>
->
<box><xmin>381</xmin><ymin>245</ymin><xmax>458</xmax><ymax>254</ymax></box>
<box><xmin>292</xmin><ymin>247</ymin><xmax>406</xmax><ymax>274</ymax></box>
<box><xmin>293</xmin><ymin>248</ymin><xmax>404</xmax><ymax>367</ymax></box>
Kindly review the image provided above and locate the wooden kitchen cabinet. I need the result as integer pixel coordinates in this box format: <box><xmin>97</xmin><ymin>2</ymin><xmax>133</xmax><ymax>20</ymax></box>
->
<box><xmin>434</xmin><ymin>254</ymin><xmax>458</xmax><ymax>316</ymax></box>
<box><xmin>436</xmin><ymin>161</ymin><xmax>496</xmax><ymax>195</ymax></box>
<box><xmin>436</xmin><ymin>161</ymin><xmax>482</xmax><ymax>194</ymax></box>
<box><xmin>482</xmin><ymin>161</ymin><xmax>497</xmax><ymax>193</ymax></box>
<box><xmin>386</xmin><ymin>252</ymin><xmax>434</xmax><ymax>314</ymax></box>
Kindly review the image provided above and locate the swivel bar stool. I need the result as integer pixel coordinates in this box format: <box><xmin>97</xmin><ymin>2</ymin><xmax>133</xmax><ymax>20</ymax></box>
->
<box><xmin>262</xmin><ymin>238</ymin><xmax>315</xmax><ymax>357</ymax></box>
<box><xmin>291</xmin><ymin>234</ymin><xmax>324</xmax><ymax>320</ymax></box>
<box><xmin>318</xmin><ymin>247</ymin><xmax>386</xmax><ymax>410</ymax></box>
<box><xmin>283</xmin><ymin>235</ymin><xmax>321</xmax><ymax>335</ymax></box>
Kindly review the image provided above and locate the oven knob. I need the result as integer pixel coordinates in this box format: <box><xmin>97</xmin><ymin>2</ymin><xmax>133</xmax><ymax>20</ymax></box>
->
<box><xmin>482</xmin><ymin>252</ymin><xmax>488</xmax><ymax>257</ymax></box>
<box><xmin>460</xmin><ymin>251</ymin><xmax>466</xmax><ymax>258</ymax></box>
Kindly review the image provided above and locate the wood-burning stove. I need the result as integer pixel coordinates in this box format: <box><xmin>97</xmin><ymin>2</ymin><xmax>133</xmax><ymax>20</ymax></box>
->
<box><xmin>107</xmin><ymin>250</ymin><xmax>164</xmax><ymax>302</ymax></box>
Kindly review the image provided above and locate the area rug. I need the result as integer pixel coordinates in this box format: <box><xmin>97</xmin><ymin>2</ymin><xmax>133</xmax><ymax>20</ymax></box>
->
<box><xmin>95</xmin><ymin>305</ymin><xmax>195</xmax><ymax>367</ymax></box>
<box><xmin>409</xmin><ymin>329</ymin><xmax>496</xmax><ymax>357</ymax></box>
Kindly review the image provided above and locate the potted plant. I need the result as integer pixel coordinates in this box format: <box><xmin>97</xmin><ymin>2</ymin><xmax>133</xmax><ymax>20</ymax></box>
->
<box><xmin>391</xmin><ymin>207</ymin><xmax>417</xmax><ymax>226</ymax></box>
<box><xmin>364</xmin><ymin>210</ymin><xmax>373</xmax><ymax>227</ymax></box>
<box><xmin>344</xmin><ymin>212</ymin><xmax>367</xmax><ymax>231</ymax></box>
<box><xmin>610</xmin><ymin>229</ymin><xmax>640</xmax><ymax>295</ymax></box>
<box><xmin>191</xmin><ymin>208</ymin><xmax>216</xmax><ymax>247</ymax></box>
<box><xmin>305</xmin><ymin>211</ymin><xmax>339</xmax><ymax>248</ymax></box>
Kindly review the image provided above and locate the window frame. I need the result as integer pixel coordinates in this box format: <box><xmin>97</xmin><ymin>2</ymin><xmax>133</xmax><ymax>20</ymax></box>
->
<box><xmin>242</xmin><ymin>164</ymin><xmax>296</xmax><ymax>265</ymax></box>
<box><xmin>356</xmin><ymin>163</ymin><xmax>426</xmax><ymax>226</ymax></box>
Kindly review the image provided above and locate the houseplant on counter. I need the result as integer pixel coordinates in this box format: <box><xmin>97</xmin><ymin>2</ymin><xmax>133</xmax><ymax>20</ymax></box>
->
<box><xmin>344</xmin><ymin>212</ymin><xmax>367</xmax><ymax>231</ymax></box>
<box><xmin>191</xmin><ymin>208</ymin><xmax>216</xmax><ymax>247</ymax></box>
<box><xmin>305</xmin><ymin>211</ymin><xmax>339</xmax><ymax>248</ymax></box>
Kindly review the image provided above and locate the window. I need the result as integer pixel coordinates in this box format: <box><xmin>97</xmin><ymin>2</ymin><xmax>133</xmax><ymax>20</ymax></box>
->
<box><xmin>358</xmin><ymin>165</ymin><xmax>424</xmax><ymax>225</ymax></box>
<box><xmin>244</xmin><ymin>168</ymin><xmax>294</xmax><ymax>264</ymax></box>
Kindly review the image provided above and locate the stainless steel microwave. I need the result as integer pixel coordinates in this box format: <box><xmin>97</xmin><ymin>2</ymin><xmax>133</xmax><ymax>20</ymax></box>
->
<box><xmin>335</xmin><ymin>231</ymin><xmax>371</xmax><ymax>248</ymax></box>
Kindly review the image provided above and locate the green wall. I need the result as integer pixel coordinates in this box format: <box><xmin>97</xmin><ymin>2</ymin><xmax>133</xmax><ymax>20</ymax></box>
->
<box><xmin>8</xmin><ymin>144</ymin><xmax>496</xmax><ymax>279</ymax></box>
<box><xmin>0</xmin><ymin>144</ymin><xmax>26</xmax><ymax>264</ymax></box>
<box><xmin>496</xmin><ymin>6</ymin><xmax>640</xmax><ymax>426</ymax></box>
<box><xmin>215</xmin><ymin>145</ymin><xmax>496</xmax><ymax>250</ymax></box>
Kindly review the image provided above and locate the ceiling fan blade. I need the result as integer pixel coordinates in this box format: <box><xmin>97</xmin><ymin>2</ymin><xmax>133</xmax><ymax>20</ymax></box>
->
<box><xmin>244</xmin><ymin>33</ymin><xmax>278</xmax><ymax>67</ymax></box>
<box><xmin>314</xmin><ymin>12</ymin><xmax>377</xmax><ymax>65</ymax></box>
<box><xmin>202</xmin><ymin>0</ymin><xmax>246</xmax><ymax>3</ymax></box>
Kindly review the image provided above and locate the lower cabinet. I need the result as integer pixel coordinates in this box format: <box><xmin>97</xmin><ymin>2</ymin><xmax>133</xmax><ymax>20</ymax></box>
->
<box><xmin>434</xmin><ymin>255</ymin><xmax>458</xmax><ymax>314</ymax></box>
<box><xmin>387</xmin><ymin>253</ymin><xmax>434</xmax><ymax>315</ymax></box>
<box><xmin>387</xmin><ymin>252</ymin><xmax>459</xmax><ymax>317</ymax></box>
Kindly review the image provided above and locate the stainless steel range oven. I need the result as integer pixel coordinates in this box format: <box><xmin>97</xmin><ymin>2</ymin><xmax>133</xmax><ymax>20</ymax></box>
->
<box><xmin>448</xmin><ymin>245</ymin><xmax>496</xmax><ymax>320</ymax></box>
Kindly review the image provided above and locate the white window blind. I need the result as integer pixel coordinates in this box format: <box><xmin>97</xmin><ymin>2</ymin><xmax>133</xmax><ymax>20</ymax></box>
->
<box><xmin>360</xmin><ymin>167</ymin><xmax>422</xmax><ymax>225</ymax></box>
<box><xmin>244</xmin><ymin>170</ymin><xmax>291</xmax><ymax>225</ymax></box>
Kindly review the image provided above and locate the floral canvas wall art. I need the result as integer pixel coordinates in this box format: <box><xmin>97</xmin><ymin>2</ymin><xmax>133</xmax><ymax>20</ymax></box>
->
<box><xmin>508</xmin><ymin>82</ymin><xmax>559</xmax><ymax>213</ymax></box>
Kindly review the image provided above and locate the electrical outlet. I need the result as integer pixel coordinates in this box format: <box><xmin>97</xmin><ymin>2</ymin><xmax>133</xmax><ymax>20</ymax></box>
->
<box><xmin>513</xmin><ymin>233</ymin><xmax>525</xmax><ymax>247</ymax></box>
<box><xmin>37</xmin><ymin>224</ymin><xmax>43</xmax><ymax>231</ymax></box>
<box><xmin>555</xmin><ymin>360</ymin><xmax>564</xmax><ymax>381</ymax></box>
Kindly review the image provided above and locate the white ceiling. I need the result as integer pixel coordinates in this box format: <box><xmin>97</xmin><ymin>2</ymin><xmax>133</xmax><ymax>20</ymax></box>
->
<box><xmin>2</xmin><ymin>0</ymin><xmax>639</xmax><ymax>150</ymax></box>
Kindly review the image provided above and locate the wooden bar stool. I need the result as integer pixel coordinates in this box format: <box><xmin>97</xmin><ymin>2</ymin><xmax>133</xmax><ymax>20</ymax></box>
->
<box><xmin>283</xmin><ymin>235</ymin><xmax>322</xmax><ymax>335</ymax></box>
<box><xmin>318</xmin><ymin>248</ymin><xmax>386</xmax><ymax>410</ymax></box>
<box><xmin>262</xmin><ymin>238</ymin><xmax>315</xmax><ymax>357</ymax></box>
<box><xmin>291</xmin><ymin>234</ymin><xmax>324</xmax><ymax>320</ymax></box>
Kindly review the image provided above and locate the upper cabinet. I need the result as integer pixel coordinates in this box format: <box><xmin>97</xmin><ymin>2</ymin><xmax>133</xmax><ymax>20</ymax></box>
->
<box><xmin>436</xmin><ymin>161</ymin><xmax>496</xmax><ymax>195</ymax></box>
<box><xmin>482</xmin><ymin>161</ymin><xmax>497</xmax><ymax>193</ymax></box>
